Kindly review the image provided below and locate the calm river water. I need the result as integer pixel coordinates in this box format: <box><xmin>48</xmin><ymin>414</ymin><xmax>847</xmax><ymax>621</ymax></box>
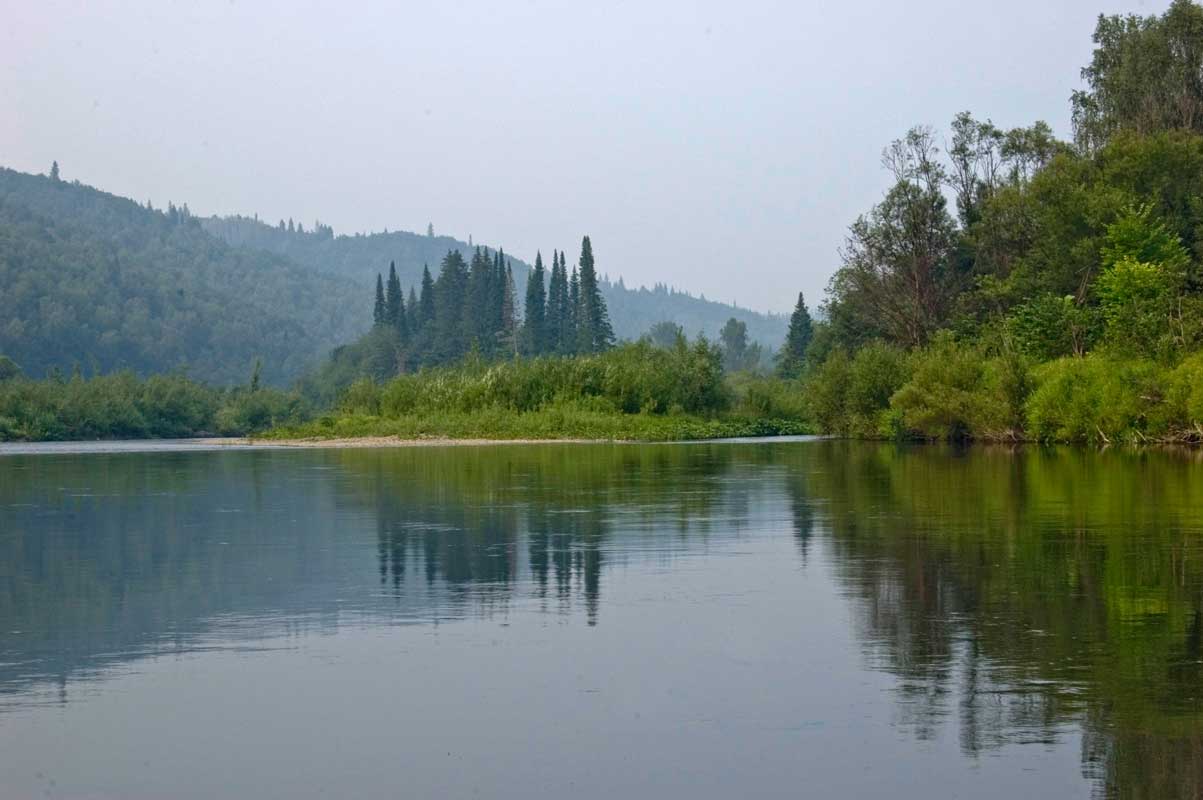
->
<box><xmin>0</xmin><ymin>440</ymin><xmax>1200</xmax><ymax>798</ymax></box>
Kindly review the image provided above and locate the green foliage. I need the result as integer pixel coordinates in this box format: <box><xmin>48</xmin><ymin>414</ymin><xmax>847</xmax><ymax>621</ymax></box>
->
<box><xmin>1025</xmin><ymin>356</ymin><xmax>1176</xmax><ymax>442</ymax></box>
<box><xmin>805</xmin><ymin>350</ymin><xmax>852</xmax><ymax>435</ymax></box>
<box><xmin>719</xmin><ymin>317</ymin><xmax>763</xmax><ymax>372</ymax></box>
<box><xmin>889</xmin><ymin>335</ymin><xmax>1030</xmax><ymax>440</ymax></box>
<box><xmin>776</xmin><ymin>292</ymin><xmax>813</xmax><ymax>378</ymax></box>
<box><xmin>844</xmin><ymin>342</ymin><xmax>911</xmax><ymax>437</ymax></box>
<box><xmin>727</xmin><ymin>372</ymin><xmax>808</xmax><ymax>421</ymax></box>
<box><xmin>370</xmin><ymin>340</ymin><xmax>727</xmax><ymax>419</ymax></box>
<box><xmin>1095</xmin><ymin>257</ymin><xmax>1175</xmax><ymax>356</ymax></box>
<box><xmin>0</xmin><ymin>370</ymin><xmax>307</xmax><ymax>441</ymax></box>
<box><xmin>1008</xmin><ymin>294</ymin><xmax>1098</xmax><ymax>360</ymax></box>
<box><xmin>1072</xmin><ymin>0</ymin><xmax>1203</xmax><ymax>151</ymax></box>
<box><xmin>259</xmin><ymin>339</ymin><xmax>820</xmax><ymax>442</ymax></box>
<box><xmin>644</xmin><ymin>321</ymin><xmax>685</xmax><ymax>349</ymax></box>
<box><xmin>214</xmin><ymin>386</ymin><xmax>307</xmax><ymax>437</ymax></box>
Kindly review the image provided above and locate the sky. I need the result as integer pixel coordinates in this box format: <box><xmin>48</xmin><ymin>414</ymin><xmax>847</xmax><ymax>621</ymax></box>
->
<box><xmin>0</xmin><ymin>0</ymin><xmax>1171</xmax><ymax>313</ymax></box>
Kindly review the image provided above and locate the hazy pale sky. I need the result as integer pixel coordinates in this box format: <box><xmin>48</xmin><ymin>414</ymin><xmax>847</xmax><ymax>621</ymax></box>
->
<box><xmin>1</xmin><ymin>0</ymin><xmax>1169</xmax><ymax>312</ymax></box>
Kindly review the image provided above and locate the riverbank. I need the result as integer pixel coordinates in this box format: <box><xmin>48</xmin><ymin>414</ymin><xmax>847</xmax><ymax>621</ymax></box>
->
<box><xmin>259</xmin><ymin>407</ymin><xmax>810</xmax><ymax>444</ymax></box>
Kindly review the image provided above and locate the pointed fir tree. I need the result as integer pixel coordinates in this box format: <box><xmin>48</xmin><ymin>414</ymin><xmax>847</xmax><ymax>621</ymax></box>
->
<box><xmin>575</xmin><ymin>236</ymin><xmax>614</xmax><ymax>353</ymax></box>
<box><xmin>49</xmin><ymin>161</ymin><xmax>60</xmax><ymax>182</ymax></box>
<box><xmin>373</xmin><ymin>273</ymin><xmax>386</xmax><ymax>326</ymax></box>
<box><xmin>500</xmin><ymin>263</ymin><xmax>518</xmax><ymax>355</ymax></box>
<box><xmin>465</xmin><ymin>247</ymin><xmax>493</xmax><ymax>352</ymax></box>
<box><xmin>776</xmin><ymin>291</ymin><xmax>814</xmax><ymax>378</ymax></box>
<box><xmin>557</xmin><ymin>251</ymin><xmax>573</xmax><ymax>353</ymax></box>
<box><xmin>523</xmin><ymin>251</ymin><xmax>548</xmax><ymax>355</ymax></box>
<box><xmin>406</xmin><ymin>286</ymin><xmax>420</xmax><ymax>335</ymax></box>
<box><xmin>434</xmin><ymin>250</ymin><xmax>470</xmax><ymax>363</ymax></box>
<box><xmin>419</xmin><ymin>265</ymin><xmax>436</xmax><ymax>327</ymax></box>
<box><xmin>568</xmin><ymin>262</ymin><xmax>581</xmax><ymax>355</ymax></box>
<box><xmin>385</xmin><ymin>261</ymin><xmax>403</xmax><ymax>328</ymax></box>
<box><xmin>545</xmin><ymin>250</ymin><xmax>563</xmax><ymax>354</ymax></box>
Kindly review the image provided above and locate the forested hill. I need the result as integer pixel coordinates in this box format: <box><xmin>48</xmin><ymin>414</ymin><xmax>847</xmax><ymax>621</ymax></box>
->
<box><xmin>0</xmin><ymin>169</ymin><xmax>366</xmax><ymax>385</ymax></box>
<box><xmin>202</xmin><ymin>215</ymin><xmax>788</xmax><ymax>347</ymax></box>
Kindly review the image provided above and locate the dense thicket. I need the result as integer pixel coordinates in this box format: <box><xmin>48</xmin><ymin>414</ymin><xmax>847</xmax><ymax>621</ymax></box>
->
<box><xmin>302</xmin><ymin>237</ymin><xmax>618</xmax><ymax>403</ymax></box>
<box><xmin>0</xmin><ymin>169</ymin><xmax>364</xmax><ymax>385</ymax></box>
<box><xmin>803</xmin><ymin>0</ymin><xmax>1203</xmax><ymax>443</ymax></box>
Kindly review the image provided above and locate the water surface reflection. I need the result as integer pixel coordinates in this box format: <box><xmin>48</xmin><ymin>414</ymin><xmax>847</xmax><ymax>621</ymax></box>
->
<box><xmin>0</xmin><ymin>441</ymin><xmax>1199</xmax><ymax>798</ymax></box>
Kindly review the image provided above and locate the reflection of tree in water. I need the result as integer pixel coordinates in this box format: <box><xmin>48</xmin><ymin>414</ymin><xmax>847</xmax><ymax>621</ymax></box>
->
<box><xmin>796</xmin><ymin>441</ymin><xmax>1203</xmax><ymax>799</ymax></box>
<box><xmin>351</xmin><ymin>444</ymin><xmax>740</xmax><ymax>627</ymax></box>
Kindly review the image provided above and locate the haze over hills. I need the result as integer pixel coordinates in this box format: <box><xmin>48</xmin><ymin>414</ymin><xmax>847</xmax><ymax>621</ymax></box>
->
<box><xmin>202</xmin><ymin>215</ymin><xmax>789</xmax><ymax>349</ymax></box>
<box><xmin>0</xmin><ymin>168</ymin><xmax>365</xmax><ymax>385</ymax></box>
<box><xmin>0</xmin><ymin>165</ymin><xmax>786</xmax><ymax>386</ymax></box>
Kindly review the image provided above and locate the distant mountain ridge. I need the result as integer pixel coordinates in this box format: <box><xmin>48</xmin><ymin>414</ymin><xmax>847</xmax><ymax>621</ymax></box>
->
<box><xmin>202</xmin><ymin>215</ymin><xmax>788</xmax><ymax>348</ymax></box>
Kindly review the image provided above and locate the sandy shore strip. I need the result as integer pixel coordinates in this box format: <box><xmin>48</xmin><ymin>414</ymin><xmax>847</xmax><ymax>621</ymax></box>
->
<box><xmin>230</xmin><ymin>436</ymin><xmax>608</xmax><ymax>448</ymax></box>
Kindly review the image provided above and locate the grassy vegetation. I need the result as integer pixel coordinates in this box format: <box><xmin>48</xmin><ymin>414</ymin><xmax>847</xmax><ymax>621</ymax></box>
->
<box><xmin>263</xmin><ymin>341</ymin><xmax>809</xmax><ymax>442</ymax></box>
<box><xmin>263</xmin><ymin>403</ymin><xmax>807</xmax><ymax>442</ymax></box>
<box><xmin>0</xmin><ymin>368</ymin><xmax>306</xmax><ymax>441</ymax></box>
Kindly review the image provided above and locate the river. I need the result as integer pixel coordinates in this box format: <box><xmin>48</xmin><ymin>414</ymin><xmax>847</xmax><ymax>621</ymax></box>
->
<box><xmin>0</xmin><ymin>440</ymin><xmax>1199</xmax><ymax>798</ymax></box>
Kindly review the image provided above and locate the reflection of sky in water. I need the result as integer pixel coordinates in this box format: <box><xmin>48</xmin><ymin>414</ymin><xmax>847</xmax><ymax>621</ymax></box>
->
<box><xmin>0</xmin><ymin>442</ymin><xmax>1200</xmax><ymax>799</ymax></box>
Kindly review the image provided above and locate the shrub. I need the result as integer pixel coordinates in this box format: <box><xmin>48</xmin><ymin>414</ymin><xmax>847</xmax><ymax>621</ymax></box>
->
<box><xmin>805</xmin><ymin>350</ymin><xmax>851</xmax><ymax>435</ymax></box>
<box><xmin>845</xmin><ymin>342</ymin><xmax>910</xmax><ymax>437</ymax></box>
<box><xmin>1025</xmin><ymin>356</ymin><xmax>1173</xmax><ymax>442</ymax></box>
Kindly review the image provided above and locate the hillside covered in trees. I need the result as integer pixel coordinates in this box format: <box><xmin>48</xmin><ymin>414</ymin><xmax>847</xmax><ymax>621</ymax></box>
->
<box><xmin>0</xmin><ymin>168</ymin><xmax>366</xmax><ymax>385</ymax></box>
<box><xmin>201</xmin><ymin>214</ymin><xmax>788</xmax><ymax>348</ymax></box>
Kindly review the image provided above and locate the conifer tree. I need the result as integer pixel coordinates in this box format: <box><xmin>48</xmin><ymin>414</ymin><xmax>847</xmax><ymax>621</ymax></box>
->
<box><xmin>385</xmin><ymin>261</ymin><xmax>403</xmax><ymax>328</ymax></box>
<box><xmin>568</xmin><ymin>262</ymin><xmax>581</xmax><ymax>355</ymax></box>
<box><xmin>557</xmin><ymin>251</ymin><xmax>573</xmax><ymax>353</ymax></box>
<box><xmin>575</xmin><ymin>236</ymin><xmax>614</xmax><ymax>353</ymax></box>
<box><xmin>406</xmin><ymin>286</ymin><xmax>420</xmax><ymax>334</ymax></box>
<box><xmin>500</xmin><ymin>263</ymin><xmax>517</xmax><ymax>355</ymax></box>
<box><xmin>523</xmin><ymin>251</ymin><xmax>548</xmax><ymax>355</ymax></box>
<box><xmin>373</xmin><ymin>273</ymin><xmax>386</xmax><ymax>326</ymax></box>
<box><xmin>545</xmin><ymin>250</ymin><xmax>563</xmax><ymax>353</ymax></box>
<box><xmin>491</xmin><ymin>250</ymin><xmax>507</xmax><ymax>345</ymax></box>
<box><xmin>776</xmin><ymin>291</ymin><xmax>814</xmax><ymax>378</ymax></box>
<box><xmin>465</xmin><ymin>248</ymin><xmax>493</xmax><ymax>352</ymax></box>
<box><xmin>419</xmin><ymin>264</ymin><xmax>435</xmax><ymax>328</ymax></box>
<box><xmin>49</xmin><ymin>161</ymin><xmax>60</xmax><ymax>182</ymax></box>
<box><xmin>434</xmin><ymin>250</ymin><xmax>470</xmax><ymax>363</ymax></box>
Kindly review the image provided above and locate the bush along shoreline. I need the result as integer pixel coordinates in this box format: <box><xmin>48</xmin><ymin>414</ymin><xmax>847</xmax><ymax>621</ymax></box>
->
<box><xmin>804</xmin><ymin>334</ymin><xmax>1203</xmax><ymax>445</ymax></box>
<box><xmin>262</xmin><ymin>340</ymin><xmax>810</xmax><ymax>443</ymax></box>
<box><xmin>0</xmin><ymin>359</ymin><xmax>306</xmax><ymax>441</ymax></box>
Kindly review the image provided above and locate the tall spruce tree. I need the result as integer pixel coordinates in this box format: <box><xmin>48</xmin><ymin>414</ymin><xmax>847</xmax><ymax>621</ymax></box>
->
<box><xmin>385</xmin><ymin>261</ymin><xmax>403</xmax><ymax>328</ymax></box>
<box><xmin>500</xmin><ymin>263</ymin><xmax>518</xmax><ymax>355</ymax></box>
<box><xmin>568</xmin><ymin>261</ymin><xmax>581</xmax><ymax>355</ymax></box>
<box><xmin>545</xmin><ymin>250</ymin><xmax>564</xmax><ymax>353</ymax></box>
<box><xmin>434</xmin><ymin>250</ymin><xmax>470</xmax><ymax>363</ymax></box>
<box><xmin>575</xmin><ymin>236</ymin><xmax>614</xmax><ymax>353</ymax></box>
<box><xmin>419</xmin><ymin>265</ymin><xmax>435</xmax><ymax>327</ymax></box>
<box><xmin>523</xmin><ymin>251</ymin><xmax>548</xmax><ymax>355</ymax></box>
<box><xmin>777</xmin><ymin>292</ymin><xmax>814</xmax><ymax>378</ymax></box>
<box><xmin>491</xmin><ymin>249</ymin><xmax>507</xmax><ymax>346</ymax></box>
<box><xmin>406</xmin><ymin>286</ymin><xmax>420</xmax><ymax>334</ymax></box>
<box><xmin>373</xmin><ymin>273</ymin><xmax>386</xmax><ymax>326</ymax></box>
<box><xmin>557</xmin><ymin>251</ymin><xmax>573</xmax><ymax>353</ymax></box>
<box><xmin>465</xmin><ymin>248</ymin><xmax>493</xmax><ymax>353</ymax></box>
